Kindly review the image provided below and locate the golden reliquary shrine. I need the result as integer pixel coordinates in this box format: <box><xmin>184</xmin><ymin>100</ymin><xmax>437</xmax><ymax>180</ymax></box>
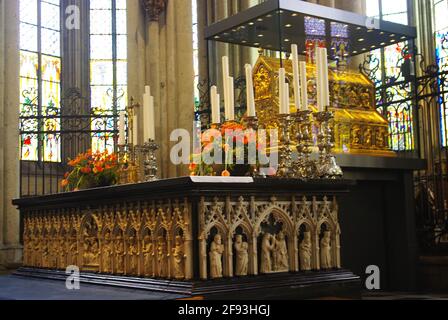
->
<box><xmin>253</xmin><ymin>54</ymin><xmax>396</xmax><ymax>157</ymax></box>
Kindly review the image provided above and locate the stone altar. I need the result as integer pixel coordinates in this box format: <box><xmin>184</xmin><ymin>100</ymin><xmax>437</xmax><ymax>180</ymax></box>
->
<box><xmin>13</xmin><ymin>177</ymin><xmax>360</xmax><ymax>299</ymax></box>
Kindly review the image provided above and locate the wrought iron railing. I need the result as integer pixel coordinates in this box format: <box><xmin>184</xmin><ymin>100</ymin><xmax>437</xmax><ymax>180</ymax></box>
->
<box><xmin>19</xmin><ymin>88</ymin><xmax>123</xmax><ymax>197</ymax></box>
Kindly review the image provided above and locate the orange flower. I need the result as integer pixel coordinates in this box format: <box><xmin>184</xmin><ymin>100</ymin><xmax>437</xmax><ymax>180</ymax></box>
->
<box><xmin>61</xmin><ymin>179</ymin><xmax>69</xmax><ymax>188</ymax></box>
<box><xmin>189</xmin><ymin>163</ymin><xmax>197</xmax><ymax>172</ymax></box>
<box><xmin>221</xmin><ymin>170</ymin><xmax>231</xmax><ymax>177</ymax></box>
<box><xmin>93</xmin><ymin>165</ymin><xmax>104</xmax><ymax>174</ymax></box>
<box><xmin>64</xmin><ymin>172</ymin><xmax>69</xmax><ymax>179</ymax></box>
<box><xmin>81</xmin><ymin>166</ymin><xmax>92</xmax><ymax>174</ymax></box>
<box><xmin>68</xmin><ymin>158</ymin><xmax>80</xmax><ymax>167</ymax></box>
<box><xmin>190</xmin><ymin>172</ymin><xmax>197</xmax><ymax>177</ymax></box>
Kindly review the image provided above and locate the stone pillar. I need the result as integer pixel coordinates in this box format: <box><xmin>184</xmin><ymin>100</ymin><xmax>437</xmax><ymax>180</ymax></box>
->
<box><xmin>135</xmin><ymin>0</ymin><xmax>194</xmax><ymax>178</ymax></box>
<box><xmin>0</xmin><ymin>0</ymin><xmax>22</xmax><ymax>268</ymax></box>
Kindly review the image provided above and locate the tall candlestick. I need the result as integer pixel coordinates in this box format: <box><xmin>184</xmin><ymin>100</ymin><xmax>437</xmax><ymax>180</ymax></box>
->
<box><xmin>279</xmin><ymin>68</ymin><xmax>285</xmax><ymax>114</ymax></box>
<box><xmin>299</xmin><ymin>61</ymin><xmax>308</xmax><ymax>111</ymax></box>
<box><xmin>291</xmin><ymin>44</ymin><xmax>302</xmax><ymax>111</ymax></box>
<box><xmin>149</xmin><ymin>96</ymin><xmax>155</xmax><ymax>140</ymax></box>
<box><xmin>245</xmin><ymin>64</ymin><xmax>256</xmax><ymax>117</ymax></box>
<box><xmin>118</xmin><ymin>111</ymin><xmax>126</xmax><ymax>145</ymax></box>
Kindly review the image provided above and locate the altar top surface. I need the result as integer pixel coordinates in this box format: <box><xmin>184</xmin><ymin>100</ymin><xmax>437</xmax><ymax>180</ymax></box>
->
<box><xmin>13</xmin><ymin>177</ymin><xmax>354</xmax><ymax>209</ymax></box>
<box><xmin>205</xmin><ymin>0</ymin><xmax>417</xmax><ymax>56</ymax></box>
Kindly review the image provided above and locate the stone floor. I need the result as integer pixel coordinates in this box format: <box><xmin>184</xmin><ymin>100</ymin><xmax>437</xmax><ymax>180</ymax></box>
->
<box><xmin>0</xmin><ymin>275</ymin><xmax>447</xmax><ymax>300</ymax></box>
<box><xmin>0</xmin><ymin>275</ymin><xmax>185</xmax><ymax>300</ymax></box>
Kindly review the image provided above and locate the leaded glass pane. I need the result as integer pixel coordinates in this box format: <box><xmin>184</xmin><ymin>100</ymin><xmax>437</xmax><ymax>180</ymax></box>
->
<box><xmin>90</xmin><ymin>0</ymin><xmax>127</xmax><ymax>153</ymax></box>
<box><xmin>41</xmin><ymin>1</ymin><xmax>60</xmax><ymax>30</ymax></box>
<box><xmin>20</xmin><ymin>51</ymin><xmax>39</xmax><ymax>79</ymax></box>
<box><xmin>19</xmin><ymin>0</ymin><xmax>61</xmax><ymax>162</ymax></box>
<box><xmin>90</xmin><ymin>10</ymin><xmax>112</xmax><ymax>35</ymax></box>
<box><xmin>20</xmin><ymin>0</ymin><xmax>38</xmax><ymax>24</ymax></box>
<box><xmin>90</xmin><ymin>35</ymin><xmax>113</xmax><ymax>59</ymax></box>
<box><xmin>20</xmin><ymin>23</ymin><xmax>38</xmax><ymax>52</ymax></box>
<box><xmin>41</xmin><ymin>28</ymin><xmax>60</xmax><ymax>56</ymax></box>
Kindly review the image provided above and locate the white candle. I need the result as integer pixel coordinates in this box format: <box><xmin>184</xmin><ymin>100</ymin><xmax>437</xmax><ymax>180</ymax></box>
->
<box><xmin>143</xmin><ymin>92</ymin><xmax>155</xmax><ymax>141</ymax></box>
<box><xmin>133</xmin><ymin>109</ymin><xmax>139</xmax><ymax>145</ymax></box>
<box><xmin>211</xmin><ymin>85</ymin><xmax>221</xmax><ymax>124</ymax></box>
<box><xmin>316</xmin><ymin>48</ymin><xmax>323</xmax><ymax>112</ymax></box>
<box><xmin>321</xmin><ymin>48</ymin><xmax>330</xmax><ymax>109</ymax></box>
<box><xmin>279</xmin><ymin>68</ymin><xmax>285</xmax><ymax>114</ymax></box>
<box><xmin>215</xmin><ymin>93</ymin><xmax>221</xmax><ymax>124</ymax></box>
<box><xmin>245</xmin><ymin>64</ymin><xmax>256</xmax><ymax>117</ymax></box>
<box><xmin>222</xmin><ymin>56</ymin><xmax>230</xmax><ymax>119</ymax></box>
<box><xmin>299</xmin><ymin>62</ymin><xmax>308</xmax><ymax>111</ymax></box>
<box><xmin>118</xmin><ymin>111</ymin><xmax>126</xmax><ymax>145</ymax></box>
<box><xmin>149</xmin><ymin>96</ymin><xmax>155</xmax><ymax>140</ymax></box>
<box><xmin>145</xmin><ymin>85</ymin><xmax>151</xmax><ymax>96</ymax></box>
<box><xmin>284</xmin><ymin>82</ymin><xmax>290</xmax><ymax>115</ymax></box>
<box><xmin>291</xmin><ymin>44</ymin><xmax>302</xmax><ymax>111</ymax></box>
<box><xmin>227</xmin><ymin>76</ymin><xmax>235</xmax><ymax>121</ymax></box>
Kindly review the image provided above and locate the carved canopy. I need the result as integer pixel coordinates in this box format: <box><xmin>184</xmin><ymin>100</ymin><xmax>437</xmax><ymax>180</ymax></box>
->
<box><xmin>141</xmin><ymin>0</ymin><xmax>168</xmax><ymax>21</ymax></box>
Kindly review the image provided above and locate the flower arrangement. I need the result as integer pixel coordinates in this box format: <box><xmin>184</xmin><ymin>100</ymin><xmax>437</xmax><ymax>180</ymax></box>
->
<box><xmin>61</xmin><ymin>150</ymin><xmax>119</xmax><ymax>192</ymax></box>
<box><xmin>189</xmin><ymin>120</ymin><xmax>265</xmax><ymax>177</ymax></box>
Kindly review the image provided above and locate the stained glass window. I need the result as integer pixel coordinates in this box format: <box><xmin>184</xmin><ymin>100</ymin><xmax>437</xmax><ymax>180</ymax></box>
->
<box><xmin>366</xmin><ymin>0</ymin><xmax>414</xmax><ymax>151</ymax></box>
<box><xmin>19</xmin><ymin>0</ymin><xmax>61</xmax><ymax>162</ymax></box>
<box><xmin>90</xmin><ymin>0</ymin><xmax>127</xmax><ymax>154</ymax></box>
<box><xmin>434</xmin><ymin>0</ymin><xmax>448</xmax><ymax>146</ymax></box>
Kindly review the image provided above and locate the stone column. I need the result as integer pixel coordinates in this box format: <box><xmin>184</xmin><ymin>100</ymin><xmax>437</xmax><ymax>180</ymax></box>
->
<box><xmin>0</xmin><ymin>0</ymin><xmax>21</xmax><ymax>268</ymax></box>
<box><xmin>137</xmin><ymin>0</ymin><xmax>194</xmax><ymax>178</ymax></box>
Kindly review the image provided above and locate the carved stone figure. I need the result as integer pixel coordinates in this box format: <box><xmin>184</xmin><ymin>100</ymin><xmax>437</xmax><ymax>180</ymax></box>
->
<box><xmin>273</xmin><ymin>231</ymin><xmax>289</xmax><ymax>272</ymax></box>
<box><xmin>102</xmin><ymin>232</ymin><xmax>113</xmax><ymax>273</ymax></box>
<box><xmin>320</xmin><ymin>231</ymin><xmax>332</xmax><ymax>269</ymax></box>
<box><xmin>142</xmin><ymin>235</ymin><xmax>154</xmax><ymax>277</ymax></box>
<box><xmin>114</xmin><ymin>235</ymin><xmax>125</xmax><ymax>274</ymax></box>
<box><xmin>58</xmin><ymin>237</ymin><xmax>67</xmax><ymax>269</ymax></box>
<box><xmin>234</xmin><ymin>235</ymin><xmax>249</xmax><ymax>276</ymax></box>
<box><xmin>260</xmin><ymin>233</ymin><xmax>275</xmax><ymax>274</ymax></box>
<box><xmin>157</xmin><ymin>236</ymin><xmax>168</xmax><ymax>278</ymax></box>
<box><xmin>68</xmin><ymin>237</ymin><xmax>78</xmax><ymax>267</ymax></box>
<box><xmin>299</xmin><ymin>231</ymin><xmax>313</xmax><ymax>271</ymax></box>
<box><xmin>209</xmin><ymin>234</ymin><xmax>224</xmax><ymax>279</ymax></box>
<box><xmin>128</xmin><ymin>236</ymin><xmax>139</xmax><ymax>275</ymax></box>
<box><xmin>172</xmin><ymin>236</ymin><xmax>185</xmax><ymax>280</ymax></box>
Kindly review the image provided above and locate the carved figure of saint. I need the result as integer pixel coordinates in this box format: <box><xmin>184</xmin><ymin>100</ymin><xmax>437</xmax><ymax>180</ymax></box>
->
<box><xmin>128</xmin><ymin>236</ymin><xmax>139</xmax><ymax>275</ymax></box>
<box><xmin>260</xmin><ymin>233</ymin><xmax>275</xmax><ymax>274</ymax></box>
<box><xmin>320</xmin><ymin>231</ymin><xmax>332</xmax><ymax>269</ymax></box>
<box><xmin>33</xmin><ymin>236</ymin><xmax>41</xmax><ymax>267</ymax></box>
<box><xmin>299</xmin><ymin>232</ymin><xmax>313</xmax><ymax>271</ymax></box>
<box><xmin>42</xmin><ymin>240</ymin><xmax>49</xmax><ymax>268</ymax></box>
<box><xmin>172</xmin><ymin>236</ymin><xmax>185</xmax><ymax>280</ymax></box>
<box><xmin>234</xmin><ymin>235</ymin><xmax>249</xmax><ymax>276</ymax></box>
<box><xmin>157</xmin><ymin>236</ymin><xmax>168</xmax><ymax>278</ymax></box>
<box><xmin>142</xmin><ymin>235</ymin><xmax>154</xmax><ymax>277</ymax></box>
<box><xmin>209</xmin><ymin>234</ymin><xmax>224</xmax><ymax>279</ymax></box>
<box><xmin>68</xmin><ymin>238</ymin><xmax>78</xmax><ymax>267</ymax></box>
<box><xmin>102</xmin><ymin>233</ymin><xmax>113</xmax><ymax>273</ymax></box>
<box><xmin>274</xmin><ymin>231</ymin><xmax>289</xmax><ymax>272</ymax></box>
<box><xmin>58</xmin><ymin>237</ymin><xmax>67</xmax><ymax>269</ymax></box>
<box><xmin>114</xmin><ymin>235</ymin><xmax>125</xmax><ymax>274</ymax></box>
